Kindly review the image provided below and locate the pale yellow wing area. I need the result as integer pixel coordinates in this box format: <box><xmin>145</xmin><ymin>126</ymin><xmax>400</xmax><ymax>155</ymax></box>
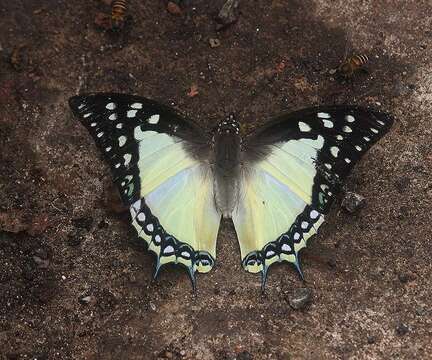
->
<box><xmin>130</xmin><ymin>130</ymin><xmax>221</xmax><ymax>276</ymax></box>
<box><xmin>233</xmin><ymin>138</ymin><xmax>325</xmax><ymax>274</ymax></box>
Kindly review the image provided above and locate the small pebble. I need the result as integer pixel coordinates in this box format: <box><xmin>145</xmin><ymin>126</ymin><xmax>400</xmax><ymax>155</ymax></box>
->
<box><xmin>398</xmin><ymin>272</ymin><xmax>416</xmax><ymax>284</ymax></box>
<box><xmin>167</xmin><ymin>1</ymin><xmax>182</xmax><ymax>15</ymax></box>
<box><xmin>415</xmin><ymin>307</ymin><xmax>427</xmax><ymax>316</ymax></box>
<box><xmin>288</xmin><ymin>287</ymin><xmax>312</xmax><ymax>310</ymax></box>
<box><xmin>79</xmin><ymin>295</ymin><xmax>96</xmax><ymax>305</ymax></box>
<box><xmin>395</xmin><ymin>322</ymin><xmax>409</xmax><ymax>336</ymax></box>
<box><xmin>209</xmin><ymin>38</ymin><xmax>221</xmax><ymax>48</ymax></box>
<box><xmin>216</xmin><ymin>0</ymin><xmax>239</xmax><ymax>30</ymax></box>
<box><xmin>367</xmin><ymin>335</ymin><xmax>377</xmax><ymax>344</ymax></box>
<box><xmin>342</xmin><ymin>191</ymin><xmax>366</xmax><ymax>213</ymax></box>
<box><xmin>372</xmin><ymin>266</ymin><xmax>385</xmax><ymax>277</ymax></box>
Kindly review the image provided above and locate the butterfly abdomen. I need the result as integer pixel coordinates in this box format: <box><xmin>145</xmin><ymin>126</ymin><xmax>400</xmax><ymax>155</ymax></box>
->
<box><xmin>212</xmin><ymin>116</ymin><xmax>242</xmax><ymax>218</ymax></box>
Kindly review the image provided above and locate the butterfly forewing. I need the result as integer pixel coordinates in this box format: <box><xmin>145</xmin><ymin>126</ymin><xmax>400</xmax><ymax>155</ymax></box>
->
<box><xmin>69</xmin><ymin>93</ymin><xmax>209</xmax><ymax>204</ymax></box>
<box><xmin>69</xmin><ymin>93</ymin><xmax>220</xmax><ymax>284</ymax></box>
<box><xmin>236</xmin><ymin>106</ymin><xmax>393</xmax><ymax>279</ymax></box>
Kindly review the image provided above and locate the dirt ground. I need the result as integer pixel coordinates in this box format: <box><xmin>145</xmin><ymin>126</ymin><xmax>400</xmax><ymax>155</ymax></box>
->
<box><xmin>1</xmin><ymin>0</ymin><xmax>431</xmax><ymax>359</ymax></box>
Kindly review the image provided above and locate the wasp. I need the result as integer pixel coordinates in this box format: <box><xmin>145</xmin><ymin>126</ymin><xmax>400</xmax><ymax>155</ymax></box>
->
<box><xmin>338</xmin><ymin>54</ymin><xmax>369</xmax><ymax>78</ymax></box>
<box><xmin>111</xmin><ymin>0</ymin><xmax>127</xmax><ymax>30</ymax></box>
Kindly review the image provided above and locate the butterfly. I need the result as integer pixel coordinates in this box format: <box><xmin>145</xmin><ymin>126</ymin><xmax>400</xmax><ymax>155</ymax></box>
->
<box><xmin>69</xmin><ymin>93</ymin><xmax>393</xmax><ymax>290</ymax></box>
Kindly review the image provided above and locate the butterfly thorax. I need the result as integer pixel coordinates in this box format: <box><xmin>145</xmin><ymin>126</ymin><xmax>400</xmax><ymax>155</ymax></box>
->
<box><xmin>212</xmin><ymin>116</ymin><xmax>242</xmax><ymax>218</ymax></box>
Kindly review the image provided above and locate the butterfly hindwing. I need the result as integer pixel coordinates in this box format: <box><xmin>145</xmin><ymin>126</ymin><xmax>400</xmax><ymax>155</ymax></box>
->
<box><xmin>236</xmin><ymin>106</ymin><xmax>393</xmax><ymax>280</ymax></box>
<box><xmin>69</xmin><ymin>93</ymin><xmax>220</xmax><ymax>284</ymax></box>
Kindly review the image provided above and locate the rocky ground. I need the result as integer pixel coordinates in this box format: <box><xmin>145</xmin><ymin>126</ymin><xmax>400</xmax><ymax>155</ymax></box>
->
<box><xmin>0</xmin><ymin>0</ymin><xmax>431</xmax><ymax>359</ymax></box>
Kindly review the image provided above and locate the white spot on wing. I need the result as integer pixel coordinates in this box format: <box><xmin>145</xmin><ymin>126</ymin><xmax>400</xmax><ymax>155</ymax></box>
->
<box><xmin>317</xmin><ymin>112</ymin><xmax>331</xmax><ymax>119</ymax></box>
<box><xmin>330</xmin><ymin>146</ymin><xmax>339</xmax><ymax>157</ymax></box>
<box><xmin>299</xmin><ymin>121</ymin><xmax>311</xmax><ymax>132</ymax></box>
<box><xmin>137</xmin><ymin>213</ymin><xmax>145</xmax><ymax>222</ymax></box>
<box><xmin>146</xmin><ymin>224</ymin><xmax>154</xmax><ymax>232</ymax></box>
<box><xmin>118</xmin><ymin>136</ymin><xmax>127</xmax><ymax>147</ymax></box>
<box><xmin>181</xmin><ymin>251</ymin><xmax>190</xmax><ymax>258</ymax></box>
<box><xmin>97</xmin><ymin>132</ymin><xmax>104</xmax><ymax>138</ymax></box>
<box><xmin>345</xmin><ymin>158</ymin><xmax>351</xmax><ymax>163</ymax></box>
<box><xmin>164</xmin><ymin>245</ymin><xmax>174</xmax><ymax>254</ymax></box>
<box><xmin>342</xmin><ymin>125</ymin><xmax>352</xmax><ymax>133</ymax></box>
<box><xmin>105</xmin><ymin>146</ymin><xmax>112</xmax><ymax>152</ymax></box>
<box><xmin>377</xmin><ymin>120</ymin><xmax>385</xmax><ymax>126</ymax></box>
<box><xmin>301</xmin><ymin>221</ymin><xmax>309</xmax><ymax>229</ymax></box>
<box><xmin>124</xmin><ymin>153</ymin><xmax>132</xmax><ymax>166</ymax></box>
<box><xmin>324</xmin><ymin>163</ymin><xmax>332</xmax><ymax>169</ymax></box>
<box><xmin>148</xmin><ymin>114</ymin><xmax>160</xmax><ymax>124</ymax></box>
<box><xmin>131</xmin><ymin>200</ymin><xmax>141</xmax><ymax>216</ymax></box>
<box><xmin>281</xmin><ymin>244</ymin><xmax>292</xmax><ymax>252</ymax></box>
<box><xmin>116</xmin><ymin>123</ymin><xmax>123</xmax><ymax>129</ymax></box>
<box><xmin>109</xmin><ymin>113</ymin><xmax>117</xmax><ymax>121</ymax></box>
<box><xmin>323</xmin><ymin>119</ymin><xmax>333</xmax><ymax>128</ymax></box>
<box><xmin>106</xmin><ymin>102</ymin><xmax>116</xmax><ymax>110</ymax></box>
<box><xmin>371</xmin><ymin>128</ymin><xmax>379</xmax><ymax>134</ymax></box>
<box><xmin>346</xmin><ymin>115</ymin><xmax>355</xmax><ymax>122</ymax></box>
<box><xmin>154</xmin><ymin>234</ymin><xmax>161</xmax><ymax>244</ymax></box>
<box><xmin>78</xmin><ymin>103</ymin><xmax>85</xmax><ymax>110</ymax></box>
<box><xmin>83</xmin><ymin>112</ymin><xmax>92</xmax><ymax>118</ymax></box>
<box><xmin>310</xmin><ymin>210</ymin><xmax>319</xmax><ymax>219</ymax></box>
<box><xmin>266</xmin><ymin>250</ymin><xmax>275</xmax><ymax>257</ymax></box>
<box><xmin>90</xmin><ymin>122</ymin><xmax>97</xmax><ymax>127</ymax></box>
<box><xmin>355</xmin><ymin>145</ymin><xmax>362</xmax><ymax>151</ymax></box>
<box><xmin>363</xmin><ymin>136</ymin><xmax>371</xmax><ymax>142</ymax></box>
<box><xmin>131</xmin><ymin>103</ymin><xmax>143</xmax><ymax>109</ymax></box>
<box><xmin>127</xmin><ymin>110</ymin><xmax>138</xmax><ymax>118</ymax></box>
<box><xmin>294</xmin><ymin>232</ymin><xmax>300</xmax><ymax>240</ymax></box>
<box><xmin>336</xmin><ymin>135</ymin><xmax>344</xmax><ymax>140</ymax></box>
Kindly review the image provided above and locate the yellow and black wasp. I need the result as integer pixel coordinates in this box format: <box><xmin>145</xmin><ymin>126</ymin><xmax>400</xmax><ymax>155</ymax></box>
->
<box><xmin>338</xmin><ymin>54</ymin><xmax>369</xmax><ymax>78</ymax></box>
<box><xmin>111</xmin><ymin>0</ymin><xmax>127</xmax><ymax>30</ymax></box>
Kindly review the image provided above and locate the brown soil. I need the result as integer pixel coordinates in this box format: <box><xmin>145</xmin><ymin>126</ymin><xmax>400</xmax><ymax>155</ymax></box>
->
<box><xmin>1</xmin><ymin>1</ymin><xmax>431</xmax><ymax>359</ymax></box>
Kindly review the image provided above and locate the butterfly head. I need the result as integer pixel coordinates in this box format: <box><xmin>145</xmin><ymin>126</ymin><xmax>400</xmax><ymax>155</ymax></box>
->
<box><xmin>214</xmin><ymin>114</ymin><xmax>240</xmax><ymax>136</ymax></box>
<box><xmin>212</xmin><ymin>114</ymin><xmax>242</xmax><ymax>175</ymax></box>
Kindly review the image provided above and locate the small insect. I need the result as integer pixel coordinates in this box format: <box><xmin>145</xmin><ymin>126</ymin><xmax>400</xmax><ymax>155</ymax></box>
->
<box><xmin>111</xmin><ymin>0</ymin><xmax>127</xmax><ymax>30</ymax></box>
<box><xmin>338</xmin><ymin>54</ymin><xmax>369</xmax><ymax>78</ymax></box>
